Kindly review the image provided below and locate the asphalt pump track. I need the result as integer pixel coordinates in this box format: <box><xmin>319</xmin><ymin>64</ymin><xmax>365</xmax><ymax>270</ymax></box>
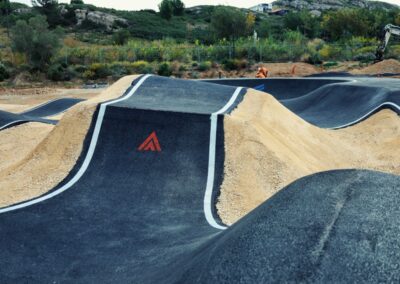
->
<box><xmin>0</xmin><ymin>75</ymin><xmax>399</xmax><ymax>282</ymax></box>
<box><xmin>0</xmin><ymin>98</ymin><xmax>84</xmax><ymax>130</ymax></box>
<box><xmin>207</xmin><ymin>77</ymin><xmax>400</xmax><ymax>128</ymax></box>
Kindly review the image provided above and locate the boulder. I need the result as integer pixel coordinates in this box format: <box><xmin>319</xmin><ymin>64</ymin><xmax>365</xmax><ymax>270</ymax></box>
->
<box><xmin>75</xmin><ymin>9</ymin><xmax>128</xmax><ymax>30</ymax></box>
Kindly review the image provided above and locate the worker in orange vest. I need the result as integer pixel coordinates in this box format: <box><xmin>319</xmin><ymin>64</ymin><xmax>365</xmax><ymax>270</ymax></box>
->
<box><xmin>256</xmin><ymin>66</ymin><xmax>268</xmax><ymax>78</ymax></box>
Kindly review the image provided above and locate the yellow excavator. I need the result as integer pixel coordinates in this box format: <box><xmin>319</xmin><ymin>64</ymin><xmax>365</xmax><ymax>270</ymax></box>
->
<box><xmin>375</xmin><ymin>24</ymin><xmax>400</xmax><ymax>61</ymax></box>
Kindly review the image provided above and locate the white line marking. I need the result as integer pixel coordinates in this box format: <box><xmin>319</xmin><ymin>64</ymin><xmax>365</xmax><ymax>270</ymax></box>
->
<box><xmin>0</xmin><ymin>120</ymin><xmax>26</xmax><ymax>130</ymax></box>
<box><xmin>0</xmin><ymin>75</ymin><xmax>151</xmax><ymax>214</ymax></box>
<box><xmin>330</xmin><ymin>102</ymin><xmax>400</xmax><ymax>129</ymax></box>
<box><xmin>204</xmin><ymin>87</ymin><xmax>243</xmax><ymax>230</ymax></box>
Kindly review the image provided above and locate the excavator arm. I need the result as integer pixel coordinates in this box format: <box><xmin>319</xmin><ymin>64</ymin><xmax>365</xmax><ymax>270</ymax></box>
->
<box><xmin>376</xmin><ymin>24</ymin><xmax>400</xmax><ymax>61</ymax></box>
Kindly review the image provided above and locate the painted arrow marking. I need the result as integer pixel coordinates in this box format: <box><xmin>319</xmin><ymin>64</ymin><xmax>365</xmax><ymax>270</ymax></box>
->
<box><xmin>137</xmin><ymin>131</ymin><xmax>162</xmax><ymax>152</ymax></box>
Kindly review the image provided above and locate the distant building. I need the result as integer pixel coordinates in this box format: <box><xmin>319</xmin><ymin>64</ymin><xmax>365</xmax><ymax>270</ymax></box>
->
<box><xmin>249</xmin><ymin>3</ymin><xmax>273</xmax><ymax>13</ymax></box>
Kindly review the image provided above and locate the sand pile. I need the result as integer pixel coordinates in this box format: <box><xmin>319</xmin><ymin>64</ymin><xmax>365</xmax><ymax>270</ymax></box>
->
<box><xmin>267</xmin><ymin>62</ymin><xmax>321</xmax><ymax>77</ymax></box>
<box><xmin>219</xmin><ymin>89</ymin><xmax>400</xmax><ymax>225</ymax></box>
<box><xmin>0</xmin><ymin>123</ymin><xmax>53</xmax><ymax>172</ymax></box>
<box><xmin>0</xmin><ymin>75</ymin><xmax>139</xmax><ymax>207</ymax></box>
<box><xmin>352</xmin><ymin>59</ymin><xmax>400</xmax><ymax>75</ymax></box>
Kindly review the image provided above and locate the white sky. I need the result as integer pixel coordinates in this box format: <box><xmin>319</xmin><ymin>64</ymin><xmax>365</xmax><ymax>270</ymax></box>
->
<box><xmin>13</xmin><ymin>0</ymin><xmax>400</xmax><ymax>11</ymax></box>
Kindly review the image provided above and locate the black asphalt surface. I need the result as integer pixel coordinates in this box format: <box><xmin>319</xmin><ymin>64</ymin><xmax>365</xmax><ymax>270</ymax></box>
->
<box><xmin>0</xmin><ymin>76</ymin><xmax>399</xmax><ymax>282</ymax></box>
<box><xmin>207</xmin><ymin>77</ymin><xmax>400</xmax><ymax>128</ymax></box>
<box><xmin>0</xmin><ymin>75</ymin><xmax>245</xmax><ymax>282</ymax></box>
<box><xmin>205</xmin><ymin>78</ymin><xmax>347</xmax><ymax>100</ymax></box>
<box><xmin>0</xmin><ymin>98</ymin><xmax>84</xmax><ymax>130</ymax></box>
<box><xmin>176</xmin><ymin>170</ymin><xmax>400</xmax><ymax>283</ymax></box>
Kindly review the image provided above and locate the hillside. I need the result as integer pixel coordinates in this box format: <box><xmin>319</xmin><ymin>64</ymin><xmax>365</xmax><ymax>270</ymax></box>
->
<box><xmin>2</xmin><ymin>0</ymin><xmax>400</xmax><ymax>84</ymax></box>
<box><xmin>4</xmin><ymin>0</ymin><xmax>398</xmax><ymax>43</ymax></box>
<box><xmin>273</xmin><ymin>0</ymin><xmax>398</xmax><ymax>14</ymax></box>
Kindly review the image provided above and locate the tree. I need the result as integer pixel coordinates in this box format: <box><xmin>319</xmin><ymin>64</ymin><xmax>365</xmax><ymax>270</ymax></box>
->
<box><xmin>0</xmin><ymin>0</ymin><xmax>11</xmax><ymax>16</ymax></box>
<box><xmin>159</xmin><ymin>0</ymin><xmax>173</xmax><ymax>20</ymax></box>
<box><xmin>211</xmin><ymin>6</ymin><xmax>249</xmax><ymax>57</ymax></box>
<box><xmin>113</xmin><ymin>30</ymin><xmax>130</xmax><ymax>45</ymax></box>
<box><xmin>245</xmin><ymin>12</ymin><xmax>256</xmax><ymax>34</ymax></box>
<box><xmin>10</xmin><ymin>15</ymin><xmax>63</xmax><ymax>71</ymax></box>
<box><xmin>158</xmin><ymin>0</ymin><xmax>185</xmax><ymax>19</ymax></box>
<box><xmin>322</xmin><ymin>9</ymin><xmax>371</xmax><ymax>41</ymax></box>
<box><xmin>284</xmin><ymin>11</ymin><xmax>321</xmax><ymax>39</ymax></box>
<box><xmin>31</xmin><ymin>0</ymin><xmax>60</xmax><ymax>27</ymax></box>
<box><xmin>70</xmin><ymin>0</ymin><xmax>84</xmax><ymax>4</ymax></box>
<box><xmin>31</xmin><ymin>0</ymin><xmax>58</xmax><ymax>8</ymax></box>
<box><xmin>171</xmin><ymin>0</ymin><xmax>185</xmax><ymax>16</ymax></box>
<box><xmin>0</xmin><ymin>0</ymin><xmax>12</xmax><ymax>36</ymax></box>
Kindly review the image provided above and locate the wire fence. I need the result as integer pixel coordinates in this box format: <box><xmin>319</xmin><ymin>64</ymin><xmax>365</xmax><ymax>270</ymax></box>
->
<box><xmin>54</xmin><ymin>41</ymin><xmax>390</xmax><ymax>67</ymax></box>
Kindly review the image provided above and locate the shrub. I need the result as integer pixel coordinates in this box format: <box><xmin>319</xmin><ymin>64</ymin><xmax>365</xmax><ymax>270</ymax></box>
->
<box><xmin>0</xmin><ymin>62</ymin><xmax>10</xmax><ymax>81</ymax></box>
<box><xmin>197</xmin><ymin>61</ymin><xmax>212</xmax><ymax>71</ymax></box>
<box><xmin>113</xmin><ymin>30</ymin><xmax>131</xmax><ymax>45</ymax></box>
<box><xmin>303</xmin><ymin>53</ymin><xmax>323</xmax><ymax>65</ymax></box>
<box><xmin>47</xmin><ymin>63</ymin><xmax>76</xmax><ymax>81</ymax></box>
<box><xmin>222</xmin><ymin>59</ymin><xmax>238</xmax><ymax>71</ymax></box>
<box><xmin>318</xmin><ymin>45</ymin><xmax>342</xmax><ymax>60</ymax></box>
<box><xmin>353</xmin><ymin>53</ymin><xmax>375</xmax><ymax>63</ymax></box>
<box><xmin>83</xmin><ymin>70</ymin><xmax>96</xmax><ymax>80</ymax></box>
<box><xmin>88</xmin><ymin>63</ymin><xmax>111</xmax><ymax>79</ymax></box>
<box><xmin>109</xmin><ymin>62</ymin><xmax>129</xmax><ymax>77</ymax></box>
<box><xmin>323</xmin><ymin>61</ymin><xmax>338</xmax><ymax>68</ymax></box>
<box><xmin>179</xmin><ymin>65</ymin><xmax>187</xmax><ymax>72</ymax></box>
<box><xmin>74</xmin><ymin>65</ymin><xmax>87</xmax><ymax>74</ymax></box>
<box><xmin>131</xmin><ymin>60</ymin><xmax>153</xmax><ymax>74</ymax></box>
<box><xmin>157</xmin><ymin>62</ymin><xmax>172</xmax><ymax>76</ymax></box>
<box><xmin>222</xmin><ymin>59</ymin><xmax>247</xmax><ymax>71</ymax></box>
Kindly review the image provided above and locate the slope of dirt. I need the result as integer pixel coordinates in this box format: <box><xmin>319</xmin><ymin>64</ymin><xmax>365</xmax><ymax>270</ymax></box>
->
<box><xmin>0</xmin><ymin>123</ymin><xmax>53</xmax><ymax>172</ymax></box>
<box><xmin>352</xmin><ymin>59</ymin><xmax>400</xmax><ymax>75</ymax></box>
<box><xmin>0</xmin><ymin>75</ymin><xmax>139</xmax><ymax>208</ymax></box>
<box><xmin>219</xmin><ymin>89</ymin><xmax>400</xmax><ymax>225</ymax></box>
<box><xmin>199</xmin><ymin>62</ymin><xmax>322</xmax><ymax>79</ymax></box>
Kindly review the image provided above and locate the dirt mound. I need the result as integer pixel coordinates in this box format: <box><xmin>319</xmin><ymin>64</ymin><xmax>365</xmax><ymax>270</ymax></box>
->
<box><xmin>216</xmin><ymin>62</ymin><xmax>321</xmax><ymax>79</ymax></box>
<box><xmin>0</xmin><ymin>123</ymin><xmax>53</xmax><ymax>173</ymax></box>
<box><xmin>267</xmin><ymin>62</ymin><xmax>322</xmax><ymax>77</ymax></box>
<box><xmin>0</xmin><ymin>75</ymin><xmax>139</xmax><ymax>208</ymax></box>
<box><xmin>352</xmin><ymin>59</ymin><xmax>400</xmax><ymax>75</ymax></box>
<box><xmin>218</xmin><ymin>89</ymin><xmax>400</xmax><ymax>225</ymax></box>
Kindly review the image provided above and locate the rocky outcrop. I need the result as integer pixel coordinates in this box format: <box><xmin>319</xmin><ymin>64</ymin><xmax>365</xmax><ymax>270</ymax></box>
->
<box><xmin>272</xmin><ymin>0</ymin><xmax>394</xmax><ymax>12</ymax></box>
<box><xmin>13</xmin><ymin>8</ymin><xmax>32</xmax><ymax>14</ymax></box>
<box><xmin>75</xmin><ymin>9</ymin><xmax>128</xmax><ymax>30</ymax></box>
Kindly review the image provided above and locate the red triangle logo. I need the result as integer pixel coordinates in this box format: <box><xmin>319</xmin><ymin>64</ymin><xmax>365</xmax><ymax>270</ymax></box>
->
<box><xmin>137</xmin><ymin>131</ymin><xmax>161</xmax><ymax>152</ymax></box>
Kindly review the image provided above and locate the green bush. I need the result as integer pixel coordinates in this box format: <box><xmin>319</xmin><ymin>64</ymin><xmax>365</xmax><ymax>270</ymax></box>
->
<box><xmin>0</xmin><ymin>62</ymin><xmax>10</xmax><ymax>81</ymax></box>
<box><xmin>222</xmin><ymin>59</ymin><xmax>247</xmax><ymax>71</ymax></box>
<box><xmin>131</xmin><ymin>60</ymin><xmax>153</xmax><ymax>74</ymax></box>
<box><xmin>323</xmin><ymin>61</ymin><xmax>339</xmax><ymax>68</ymax></box>
<box><xmin>113</xmin><ymin>30</ymin><xmax>131</xmax><ymax>45</ymax></box>
<box><xmin>197</xmin><ymin>61</ymin><xmax>212</xmax><ymax>71</ymax></box>
<box><xmin>157</xmin><ymin>62</ymin><xmax>172</xmax><ymax>76</ymax></box>
<box><xmin>88</xmin><ymin>63</ymin><xmax>111</xmax><ymax>79</ymax></box>
<box><xmin>10</xmin><ymin>15</ymin><xmax>63</xmax><ymax>71</ymax></box>
<box><xmin>47</xmin><ymin>63</ymin><xmax>76</xmax><ymax>81</ymax></box>
<box><xmin>353</xmin><ymin>53</ymin><xmax>375</xmax><ymax>63</ymax></box>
